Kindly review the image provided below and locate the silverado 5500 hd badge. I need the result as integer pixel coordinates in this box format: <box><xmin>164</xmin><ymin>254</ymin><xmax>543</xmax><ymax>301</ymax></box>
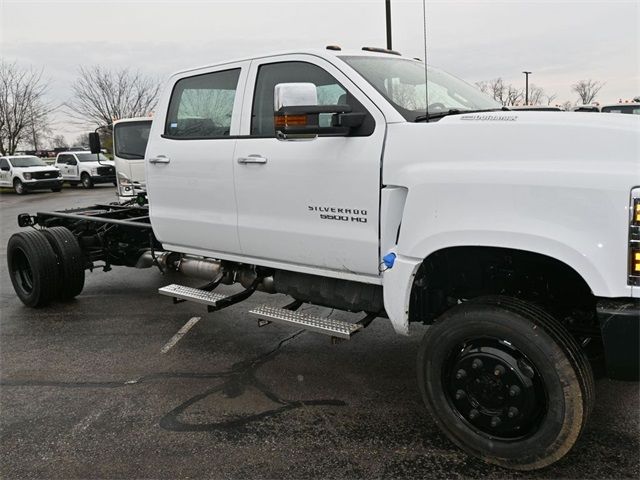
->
<box><xmin>308</xmin><ymin>205</ymin><xmax>368</xmax><ymax>223</ymax></box>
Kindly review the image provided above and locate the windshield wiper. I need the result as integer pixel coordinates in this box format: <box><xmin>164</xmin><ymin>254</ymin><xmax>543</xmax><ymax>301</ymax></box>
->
<box><xmin>414</xmin><ymin>107</ymin><xmax>509</xmax><ymax>122</ymax></box>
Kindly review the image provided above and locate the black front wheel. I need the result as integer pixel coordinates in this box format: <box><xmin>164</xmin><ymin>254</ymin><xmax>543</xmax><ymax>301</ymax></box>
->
<box><xmin>13</xmin><ymin>178</ymin><xmax>25</xmax><ymax>195</ymax></box>
<box><xmin>417</xmin><ymin>296</ymin><xmax>594</xmax><ymax>470</ymax></box>
<box><xmin>81</xmin><ymin>173</ymin><xmax>93</xmax><ymax>189</ymax></box>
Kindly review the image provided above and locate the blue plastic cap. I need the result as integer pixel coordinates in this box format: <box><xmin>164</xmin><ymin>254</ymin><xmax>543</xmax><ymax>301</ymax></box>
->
<box><xmin>382</xmin><ymin>252</ymin><xmax>397</xmax><ymax>269</ymax></box>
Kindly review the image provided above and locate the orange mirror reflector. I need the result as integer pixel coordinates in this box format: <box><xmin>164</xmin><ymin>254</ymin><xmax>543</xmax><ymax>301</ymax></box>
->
<box><xmin>275</xmin><ymin>114</ymin><xmax>307</xmax><ymax>128</ymax></box>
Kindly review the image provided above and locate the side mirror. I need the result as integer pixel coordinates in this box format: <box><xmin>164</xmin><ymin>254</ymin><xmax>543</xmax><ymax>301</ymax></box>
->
<box><xmin>68</xmin><ymin>158</ymin><xmax>77</xmax><ymax>166</ymax></box>
<box><xmin>89</xmin><ymin>132</ymin><xmax>101</xmax><ymax>154</ymax></box>
<box><xmin>273</xmin><ymin>82</ymin><xmax>365</xmax><ymax>138</ymax></box>
<box><xmin>0</xmin><ymin>165</ymin><xmax>9</xmax><ymax>171</ymax></box>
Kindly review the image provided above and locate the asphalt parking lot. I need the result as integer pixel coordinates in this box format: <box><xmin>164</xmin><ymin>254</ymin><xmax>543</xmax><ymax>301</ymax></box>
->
<box><xmin>1</xmin><ymin>186</ymin><xmax>638</xmax><ymax>479</ymax></box>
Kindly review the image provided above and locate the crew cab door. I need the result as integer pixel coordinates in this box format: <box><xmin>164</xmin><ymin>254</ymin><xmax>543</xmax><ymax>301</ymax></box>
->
<box><xmin>145</xmin><ymin>61</ymin><xmax>248</xmax><ymax>255</ymax></box>
<box><xmin>234</xmin><ymin>55</ymin><xmax>386</xmax><ymax>277</ymax></box>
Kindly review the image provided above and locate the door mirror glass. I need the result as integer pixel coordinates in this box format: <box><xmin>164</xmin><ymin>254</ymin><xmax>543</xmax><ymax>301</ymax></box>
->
<box><xmin>88</xmin><ymin>132</ymin><xmax>101</xmax><ymax>154</ymax></box>
<box><xmin>0</xmin><ymin>165</ymin><xmax>9</xmax><ymax>171</ymax></box>
<box><xmin>68</xmin><ymin>157</ymin><xmax>77</xmax><ymax>166</ymax></box>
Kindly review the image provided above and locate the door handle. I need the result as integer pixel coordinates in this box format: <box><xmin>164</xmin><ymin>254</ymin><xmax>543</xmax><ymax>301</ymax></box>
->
<box><xmin>149</xmin><ymin>155</ymin><xmax>170</xmax><ymax>164</ymax></box>
<box><xmin>237</xmin><ymin>155</ymin><xmax>267</xmax><ymax>165</ymax></box>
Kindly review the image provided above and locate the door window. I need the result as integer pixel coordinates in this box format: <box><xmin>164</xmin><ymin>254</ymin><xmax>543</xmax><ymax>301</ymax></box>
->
<box><xmin>250</xmin><ymin>61</ymin><xmax>373</xmax><ymax>136</ymax></box>
<box><xmin>165</xmin><ymin>68</ymin><xmax>241</xmax><ymax>138</ymax></box>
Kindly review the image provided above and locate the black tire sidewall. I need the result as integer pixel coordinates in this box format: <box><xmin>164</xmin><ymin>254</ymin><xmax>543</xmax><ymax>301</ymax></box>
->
<box><xmin>7</xmin><ymin>231</ymin><xmax>59</xmax><ymax>307</ymax></box>
<box><xmin>42</xmin><ymin>227</ymin><xmax>85</xmax><ymax>300</ymax></box>
<box><xmin>13</xmin><ymin>178</ymin><xmax>24</xmax><ymax>195</ymax></box>
<box><xmin>418</xmin><ymin>304</ymin><xmax>584</xmax><ymax>470</ymax></box>
<box><xmin>81</xmin><ymin>174</ymin><xmax>93</xmax><ymax>188</ymax></box>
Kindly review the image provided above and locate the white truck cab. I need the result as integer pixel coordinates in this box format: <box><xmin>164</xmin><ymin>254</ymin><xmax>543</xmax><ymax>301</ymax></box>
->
<box><xmin>0</xmin><ymin>155</ymin><xmax>63</xmax><ymax>194</ymax></box>
<box><xmin>7</xmin><ymin>47</ymin><xmax>640</xmax><ymax>471</ymax></box>
<box><xmin>112</xmin><ymin>117</ymin><xmax>152</xmax><ymax>202</ymax></box>
<box><xmin>54</xmin><ymin>151</ymin><xmax>115</xmax><ymax>188</ymax></box>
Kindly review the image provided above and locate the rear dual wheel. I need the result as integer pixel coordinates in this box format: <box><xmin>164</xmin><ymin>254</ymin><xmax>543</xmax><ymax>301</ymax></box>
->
<box><xmin>7</xmin><ymin>227</ymin><xmax>85</xmax><ymax>307</ymax></box>
<box><xmin>418</xmin><ymin>296</ymin><xmax>594</xmax><ymax>470</ymax></box>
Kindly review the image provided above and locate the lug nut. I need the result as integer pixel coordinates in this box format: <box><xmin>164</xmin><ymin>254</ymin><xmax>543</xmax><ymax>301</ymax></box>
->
<box><xmin>471</xmin><ymin>359</ymin><xmax>483</xmax><ymax>370</ymax></box>
<box><xmin>508</xmin><ymin>407</ymin><xmax>519</xmax><ymax>418</ymax></box>
<box><xmin>494</xmin><ymin>365</ymin><xmax>506</xmax><ymax>377</ymax></box>
<box><xmin>469</xmin><ymin>409</ymin><xmax>479</xmax><ymax>420</ymax></box>
<box><xmin>491</xmin><ymin>416</ymin><xmax>501</xmax><ymax>427</ymax></box>
<box><xmin>456</xmin><ymin>369</ymin><xmax>467</xmax><ymax>380</ymax></box>
<box><xmin>509</xmin><ymin>385</ymin><xmax>521</xmax><ymax>397</ymax></box>
<box><xmin>455</xmin><ymin>389</ymin><xmax>466</xmax><ymax>401</ymax></box>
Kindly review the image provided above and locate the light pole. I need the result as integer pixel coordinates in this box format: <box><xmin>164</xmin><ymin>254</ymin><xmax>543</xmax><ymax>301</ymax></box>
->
<box><xmin>385</xmin><ymin>0</ymin><xmax>392</xmax><ymax>50</ymax></box>
<box><xmin>523</xmin><ymin>71</ymin><xmax>532</xmax><ymax>105</ymax></box>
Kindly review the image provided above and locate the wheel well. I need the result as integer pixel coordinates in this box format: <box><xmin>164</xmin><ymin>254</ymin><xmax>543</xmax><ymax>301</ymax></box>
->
<box><xmin>409</xmin><ymin>246</ymin><xmax>596</xmax><ymax>327</ymax></box>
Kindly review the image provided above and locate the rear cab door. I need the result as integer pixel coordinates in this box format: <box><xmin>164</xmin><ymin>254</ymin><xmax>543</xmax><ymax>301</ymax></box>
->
<box><xmin>145</xmin><ymin>60</ymin><xmax>249</xmax><ymax>256</ymax></box>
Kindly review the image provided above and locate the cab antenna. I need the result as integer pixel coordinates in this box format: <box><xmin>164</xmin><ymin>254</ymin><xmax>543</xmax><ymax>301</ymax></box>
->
<box><xmin>422</xmin><ymin>0</ymin><xmax>430</xmax><ymax>122</ymax></box>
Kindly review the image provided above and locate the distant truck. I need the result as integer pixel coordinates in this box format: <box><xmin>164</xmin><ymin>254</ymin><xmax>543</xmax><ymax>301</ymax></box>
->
<box><xmin>112</xmin><ymin>117</ymin><xmax>152</xmax><ymax>202</ymax></box>
<box><xmin>0</xmin><ymin>155</ymin><xmax>63</xmax><ymax>194</ymax></box>
<box><xmin>6</xmin><ymin>47</ymin><xmax>639</xmax><ymax>471</ymax></box>
<box><xmin>54</xmin><ymin>151</ymin><xmax>116</xmax><ymax>188</ymax></box>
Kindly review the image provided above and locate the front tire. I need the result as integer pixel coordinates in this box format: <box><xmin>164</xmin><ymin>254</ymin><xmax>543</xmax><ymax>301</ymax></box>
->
<box><xmin>51</xmin><ymin>187</ymin><xmax>62</xmax><ymax>192</ymax></box>
<box><xmin>417</xmin><ymin>296</ymin><xmax>594</xmax><ymax>471</ymax></box>
<box><xmin>81</xmin><ymin>173</ymin><xmax>93</xmax><ymax>189</ymax></box>
<box><xmin>13</xmin><ymin>178</ymin><xmax>25</xmax><ymax>195</ymax></box>
<box><xmin>7</xmin><ymin>230</ymin><xmax>60</xmax><ymax>307</ymax></box>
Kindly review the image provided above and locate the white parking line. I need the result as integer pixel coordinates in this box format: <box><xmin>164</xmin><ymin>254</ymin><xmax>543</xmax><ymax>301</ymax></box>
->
<box><xmin>161</xmin><ymin>316</ymin><xmax>201</xmax><ymax>354</ymax></box>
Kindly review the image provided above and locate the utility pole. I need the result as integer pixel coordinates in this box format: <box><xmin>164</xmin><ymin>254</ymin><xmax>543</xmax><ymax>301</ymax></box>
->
<box><xmin>386</xmin><ymin>0</ymin><xmax>392</xmax><ymax>50</ymax></box>
<box><xmin>523</xmin><ymin>71</ymin><xmax>532</xmax><ymax>105</ymax></box>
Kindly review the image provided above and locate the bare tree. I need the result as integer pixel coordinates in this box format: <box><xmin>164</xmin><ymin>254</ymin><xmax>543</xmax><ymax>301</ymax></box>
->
<box><xmin>66</xmin><ymin>66</ymin><xmax>160</xmax><ymax>128</ymax></box>
<box><xmin>51</xmin><ymin>134</ymin><xmax>68</xmax><ymax>149</ymax></box>
<box><xmin>572</xmin><ymin>79</ymin><xmax>605</xmax><ymax>104</ymax></box>
<box><xmin>0</xmin><ymin>60</ymin><xmax>54</xmax><ymax>155</ymax></box>
<box><xmin>505</xmin><ymin>85</ymin><xmax>524</xmax><ymax>106</ymax></box>
<box><xmin>546</xmin><ymin>93</ymin><xmax>558</xmax><ymax>106</ymax></box>
<box><xmin>561</xmin><ymin>100</ymin><xmax>574</xmax><ymax>111</ymax></box>
<box><xmin>527</xmin><ymin>85</ymin><xmax>545</xmax><ymax>106</ymax></box>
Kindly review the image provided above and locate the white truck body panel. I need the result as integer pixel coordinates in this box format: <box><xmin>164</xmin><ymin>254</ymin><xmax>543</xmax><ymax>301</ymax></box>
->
<box><xmin>144</xmin><ymin>49</ymin><xmax>640</xmax><ymax>335</ymax></box>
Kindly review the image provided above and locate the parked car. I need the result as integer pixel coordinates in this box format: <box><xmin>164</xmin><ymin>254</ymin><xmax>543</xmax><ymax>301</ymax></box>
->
<box><xmin>600</xmin><ymin>102</ymin><xmax>640</xmax><ymax>115</ymax></box>
<box><xmin>0</xmin><ymin>155</ymin><xmax>63</xmax><ymax>194</ymax></box>
<box><xmin>573</xmin><ymin>105</ymin><xmax>600</xmax><ymax>112</ymax></box>
<box><xmin>54</xmin><ymin>151</ymin><xmax>116</xmax><ymax>188</ymax></box>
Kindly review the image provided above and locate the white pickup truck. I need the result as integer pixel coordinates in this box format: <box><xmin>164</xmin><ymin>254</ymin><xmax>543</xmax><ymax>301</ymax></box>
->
<box><xmin>54</xmin><ymin>151</ymin><xmax>116</xmax><ymax>188</ymax></box>
<box><xmin>7</xmin><ymin>47</ymin><xmax>639</xmax><ymax>471</ymax></box>
<box><xmin>0</xmin><ymin>155</ymin><xmax>63</xmax><ymax>194</ymax></box>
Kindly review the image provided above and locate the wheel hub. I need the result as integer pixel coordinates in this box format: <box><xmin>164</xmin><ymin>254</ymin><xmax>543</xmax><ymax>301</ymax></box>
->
<box><xmin>446</xmin><ymin>338</ymin><xmax>546</xmax><ymax>439</ymax></box>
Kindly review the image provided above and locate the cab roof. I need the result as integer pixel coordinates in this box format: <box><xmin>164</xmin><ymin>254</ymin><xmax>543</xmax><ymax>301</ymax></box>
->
<box><xmin>170</xmin><ymin>48</ymin><xmax>417</xmax><ymax>77</ymax></box>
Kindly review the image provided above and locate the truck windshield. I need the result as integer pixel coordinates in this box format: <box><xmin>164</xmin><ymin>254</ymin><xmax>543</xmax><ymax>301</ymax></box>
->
<box><xmin>76</xmin><ymin>153</ymin><xmax>110</xmax><ymax>162</ymax></box>
<box><xmin>9</xmin><ymin>156</ymin><xmax>46</xmax><ymax>167</ymax></box>
<box><xmin>114</xmin><ymin>121</ymin><xmax>151</xmax><ymax>159</ymax></box>
<box><xmin>341</xmin><ymin>56</ymin><xmax>501</xmax><ymax>121</ymax></box>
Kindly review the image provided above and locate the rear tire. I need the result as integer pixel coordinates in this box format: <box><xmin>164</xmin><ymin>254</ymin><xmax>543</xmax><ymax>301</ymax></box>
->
<box><xmin>417</xmin><ymin>295</ymin><xmax>594</xmax><ymax>471</ymax></box>
<box><xmin>51</xmin><ymin>187</ymin><xmax>62</xmax><ymax>192</ymax></box>
<box><xmin>7</xmin><ymin>230</ymin><xmax>60</xmax><ymax>307</ymax></box>
<box><xmin>81</xmin><ymin>173</ymin><xmax>93</xmax><ymax>188</ymax></box>
<box><xmin>41</xmin><ymin>227</ymin><xmax>85</xmax><ymax>300</ymax></box>
<box><xmin>13</xmin><ymin>178</ymin><xmax>25</xmax><ymax>195</ymax></box>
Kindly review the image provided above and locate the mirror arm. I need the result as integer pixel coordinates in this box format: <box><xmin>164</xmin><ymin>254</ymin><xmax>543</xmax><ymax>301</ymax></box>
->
<box><xmin>277</xmin><ymin>104</ymin><xmax>352</xmax><ymax>115</ymax></box>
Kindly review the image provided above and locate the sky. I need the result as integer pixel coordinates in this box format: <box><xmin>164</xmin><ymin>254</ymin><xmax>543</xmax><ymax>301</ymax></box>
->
<box><xmin>1</xmin><ymin>0</ymin><xmax>638</xmax><ymax>145</ymax></box>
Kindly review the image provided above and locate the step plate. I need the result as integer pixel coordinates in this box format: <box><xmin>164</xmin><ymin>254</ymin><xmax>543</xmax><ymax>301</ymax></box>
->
<box><xmin>249</xmin><ymin>305</ymin><xmax>362</xmax><ymax>339</ymax></box>
<box><xmin>159</xmin><ymin>284</ymin><xmax>226</xmax><ymax>306</ymax></box>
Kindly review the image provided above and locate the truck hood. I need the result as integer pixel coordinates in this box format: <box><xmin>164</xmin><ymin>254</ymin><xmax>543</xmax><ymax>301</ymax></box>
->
<box><xmin>17</xmin><ymin>165</ymin><xmax>60</xmax><ymax>172</ymax></box>
<box><xmin>383</xmin><ymin>111</ymin><xmax>640</xmax><ymax>190</ymax></box>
